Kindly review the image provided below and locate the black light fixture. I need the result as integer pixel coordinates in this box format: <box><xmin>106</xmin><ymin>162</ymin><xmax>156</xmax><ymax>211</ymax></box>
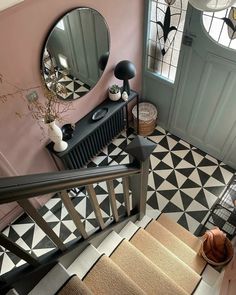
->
<box><xmin>114</xmin><ymin>60</ymin><xmax>136</xmax><ymax>95</ymax></box>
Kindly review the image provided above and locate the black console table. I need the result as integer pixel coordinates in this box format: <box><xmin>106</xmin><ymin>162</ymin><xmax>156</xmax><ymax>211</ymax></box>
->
<box><xmin>47</xmin><ymin>90</ymin><xmax>139</xmax><ymax>169</ymax></box>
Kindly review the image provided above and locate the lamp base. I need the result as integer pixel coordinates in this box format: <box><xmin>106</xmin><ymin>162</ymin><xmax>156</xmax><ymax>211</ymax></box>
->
<box><xmin>123</xmin><ymin>80</ymin><xmax>130</xmax><ymax>95</ymax></box>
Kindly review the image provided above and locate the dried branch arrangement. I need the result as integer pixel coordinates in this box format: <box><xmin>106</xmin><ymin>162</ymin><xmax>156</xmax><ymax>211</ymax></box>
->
<box><xmin>0</xmin><ymin>73</ymin><xmax>40</xmax><ymax>104</ymax></box>
<box><xmin>0</xmin><ymin>56</ymin><xmax>73</xmax><ymax>124</ymax></box>
<box><xmin>27</xmin><ymin>77</ymin><xmax>72</xmax><ymax>124</ymax></box>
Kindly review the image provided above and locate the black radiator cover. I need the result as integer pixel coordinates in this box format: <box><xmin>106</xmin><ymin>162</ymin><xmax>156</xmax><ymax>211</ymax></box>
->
<box><xmin>47</xmin><ymin>91</ymin><xmax>138</xmax><ymax>169</ymax></box>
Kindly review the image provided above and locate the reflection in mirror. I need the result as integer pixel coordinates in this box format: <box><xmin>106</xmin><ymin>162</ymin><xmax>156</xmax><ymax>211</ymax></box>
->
<box><xmin>42</xmin><ymin>8</ymin><xmax>110</xmax><ymax>100</ymax></box>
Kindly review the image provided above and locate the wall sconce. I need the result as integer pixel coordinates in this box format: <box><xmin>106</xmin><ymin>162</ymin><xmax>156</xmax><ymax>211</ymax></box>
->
<box><xmin>188</xmin><ymin>0</ymin><xmax>236</xmax><ymax>12</ymax></box>
<box><xmin>114</xmin><ymin>60</ymin><xmax>136</xmax><ymax>95</ymax></box>
<box><xmin>0</xmin><ymin>0</ymin><xmax>24</xmax><ymax>12</ymax></box>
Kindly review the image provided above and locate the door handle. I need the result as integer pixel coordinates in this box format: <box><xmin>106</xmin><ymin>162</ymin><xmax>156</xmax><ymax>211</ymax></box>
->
<box><xmin>182</xmin><ymin>35</ymin><xmax>194</xmax><ymax>46</ymax></box>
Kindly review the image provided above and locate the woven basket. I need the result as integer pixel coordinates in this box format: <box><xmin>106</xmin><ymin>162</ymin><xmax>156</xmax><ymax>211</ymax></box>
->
<box><xmin>132</xmin><ymin>102</ymin><xmax>157</xmax><ymax>136</ymax></box>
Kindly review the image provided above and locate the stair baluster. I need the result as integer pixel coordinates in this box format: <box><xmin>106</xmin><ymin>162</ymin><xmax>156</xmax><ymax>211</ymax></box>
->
<box><xmin>106</xmin><ymin>180</ymin><xmax>119</xmax><ymax>222</ymax></box>
<box><xmin>86</xmin><ymin>185</ymin><xmax>106</xmax><ymax>230</ymax></box>
<box><xmin>0</xmin><ymin>233</ymin><xmax>39</xmax><ymax>267</ymax></box>
<box><xmin>60</xmin><ymin>190</ymin><xmax>88</xmax><ymax>239</ymax></box>
<box><xmin>122</xmin><ymin>177</ymin><xmax>131</xmax><ymax>216</ymax></box>
<box><xmin>18</xmin><ymin>199</ymin><xmax>66</xmax><ymax>251</ymax></box>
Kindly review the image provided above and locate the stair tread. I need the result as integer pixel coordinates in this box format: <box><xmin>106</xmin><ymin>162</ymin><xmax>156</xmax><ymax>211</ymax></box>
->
<box><xmin>28</xmin><ymin>263</ymin><xmax>70</xmax><ymax>295</ymax></box>
<box><xmin>157</xmin><ymin>213</ymin><xmax>202</xmax><ymax>252</ymax></box>
<box><xmin>119</xmin><ymin>221</ymin><xmax>139</xmax><ymax>240</ymax></box>
<box><xmin>57</xmin><ymin>275</ymin><xmax>93</xmax><ymax>295</ymax></box>
<box><xmin>135</xmin><ymin>215</ymin><xmax>152</xmax><ymax>228</ymax></box>
<box><xmin>193</xmin><ymin>280</ymin><xmax>213</xmax><ymax>295</ymax></box>
<box><xmin>97</xmin><ymin>231</ymin><xmax>123</xmax><ymax>256</ymax></box>
<box><xmin>130</xmin><ymin>227</ymin><xmax>201</xmax><ymax>294</ymax></box>
<box><xmin>110</xmin><ymin>239</ymin><xmax>188</xmax><ymax>295</ymax></box>
<box><xmin>83</xmin><ymin>255</ymin><xmax>145</xmax><ymax>295</ymax></box>
<box><xmin>146</xmin><ymin>220</ymin><xmax>206</xmax><ymax>274</ymax></box>
<box><xmin>67</xmin><ymin>245</ymin><xmax>101</xmax><ymax>279</ymax></box>
<box><xmin>201</xmin><ymin>264</ymin><xmax>220</xmax><ymax>286</ymax></box>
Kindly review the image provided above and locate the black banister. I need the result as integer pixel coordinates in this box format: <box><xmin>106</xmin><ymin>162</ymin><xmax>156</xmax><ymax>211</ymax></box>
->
<box><xmin>0</xmin><ymin>164</ymin><xmax>140</xmax><ymax>204</ymax></box>
<box><xmin>0</xmin><ymin>135</ymin><xmax>157</xmax><ymax>293</ymax></box>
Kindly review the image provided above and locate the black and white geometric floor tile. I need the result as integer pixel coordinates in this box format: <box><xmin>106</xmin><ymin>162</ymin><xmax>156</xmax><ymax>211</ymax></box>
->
<box><xmin>44</xmin><ymin>68</ymin><xmax>90</xmax><ymax>100</ymax></box>
<box><xmin>0</xmin><ymin>126</ymin><xmax>235</xmax><ymax>275</ymax></box>
<box><xmin>57</xmin><ymin>71</ymin><xmax>90</xmax><ymax>100</ymax></box>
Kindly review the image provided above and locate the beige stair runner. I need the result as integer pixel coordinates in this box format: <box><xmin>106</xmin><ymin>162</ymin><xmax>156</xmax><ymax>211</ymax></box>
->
<box><xmin>110</xmin><ymin>239</ymin><xmax>188</xmax><ymax>295</ymax></box>
<box><xmin>130</xmin><ymin>227</ymin><xmax>201</xmax><ymax>294</ymax></box>
<box><xmin>157</xmin><ymin>214</ymin><xmax>202</xmax><ymax>252</ymax></box>
<box><xmin>145</xmin><ymin>220</ymin><xmax>206</xmax><ymax>274</ymax></box>
<box><xmin>66</xmin><ymin>214</ymin><xmax>214</xmax><ymax>295</ymax></box>
<box><xmin>83</xmin><ymin>255</ymin><xmax>145</xmax><ymax>295</ymax></box>
<box><xmin>57</xmin><ymin>275</ymin><xmax>93</xmax><ymax>295</ymax></box>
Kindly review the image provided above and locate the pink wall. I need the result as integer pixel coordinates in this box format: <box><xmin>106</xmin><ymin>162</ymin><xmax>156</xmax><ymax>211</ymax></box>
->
<box><xmin>0</xmin><ymin>0</ymin><xmax>144</xmax><ymax>176</ymax></box>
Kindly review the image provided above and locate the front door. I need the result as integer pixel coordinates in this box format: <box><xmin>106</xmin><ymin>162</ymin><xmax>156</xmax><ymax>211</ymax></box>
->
<box><xmin>170</xmin><ymin>6</ymin><xmax>236</xmax><ymax>169</ymax></box>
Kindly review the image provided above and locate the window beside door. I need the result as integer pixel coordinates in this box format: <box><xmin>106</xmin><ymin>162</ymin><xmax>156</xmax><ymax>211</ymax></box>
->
<box><xmin>146</xmin><ymin>0</ymin><xmax>188</xmax><ymax>83</ymax></box>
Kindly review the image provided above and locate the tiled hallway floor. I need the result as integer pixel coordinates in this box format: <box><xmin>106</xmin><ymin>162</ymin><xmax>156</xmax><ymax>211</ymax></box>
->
<box><xmin>0</xmin><ymin>126</ymin><xmax>235</xmax><ymax>275</ymax></box>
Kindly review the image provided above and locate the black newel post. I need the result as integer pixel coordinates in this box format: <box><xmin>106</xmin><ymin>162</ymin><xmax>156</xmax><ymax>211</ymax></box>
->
<box><xmin>125</xmin><ymin>136</ymin><xmax>156</xmax><ymax>220</ymax></box>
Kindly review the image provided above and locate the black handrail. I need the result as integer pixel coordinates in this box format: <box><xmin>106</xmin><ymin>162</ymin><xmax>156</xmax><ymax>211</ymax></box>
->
<box><xmin>0</xmin><ymin>136</ymin><xmax>157</xmax><ymax>295</ymax></box>
<box><xmin>0</xmin><ymin>164</ymin><xmax>140</xmax><ymax>204</ymax></box>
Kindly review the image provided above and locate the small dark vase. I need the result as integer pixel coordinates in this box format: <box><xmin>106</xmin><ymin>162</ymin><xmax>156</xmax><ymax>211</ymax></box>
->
<box><xmin>61</xmin><ymin>124</ymin><xmax>75</xmax><ymax>141</ymax></box>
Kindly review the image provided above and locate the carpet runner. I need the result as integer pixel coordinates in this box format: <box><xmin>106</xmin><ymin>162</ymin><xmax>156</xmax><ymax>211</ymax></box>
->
<box><xmin>57</xmin><ymin>275</ymin><xmax>93</xmax><ymax>295</ymax></box>
<box><xmin>145</xmin><ymin>220</ymin><xmax>206</xmax><ymax>274</ymax></box>
<box><xmin>130</xmin><ymin>228</ymin><xmax>201</xmax><ymax>294</ymax></box>
<box><xmin>83</xmin><ymin>255</ymin><xmax>145</xmax><ymax>295</ymax></box>
<box><xmin>157</xmin><ymin>214</ymin><xmax>202</xmax><ymax>252</ymax></box>
<box><xmin>29</xmin><ymin>212</ymin><xmax>221</xmax><ymax>295</ymax></box>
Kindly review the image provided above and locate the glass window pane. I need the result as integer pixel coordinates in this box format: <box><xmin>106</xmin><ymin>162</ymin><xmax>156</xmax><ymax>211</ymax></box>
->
<box><xmin>202</xmin><ymin>15</ymin><xmax>212</xmax><ymax>32</ymax></box>
<box><xmin>169</xmin><ymin>66</ymin><xmax>177</xmax><ymax>82</ymax></box>
<box><xmin>151</xmin><ymin>1</ymin><xmax>157</xmax><ymax>22</ymax></box>
<box><xmin>147</xmin><ymin>0</ymin><xmax>187</xmax><ymax>83</ymax></box>
<box><xmin>179</xmin><ymin>10</ymin><xmax>186</xmax><ymax>32</ymax></box>
<box><xmin>229</xmin><ymin>37</ymin><xmax>236</xmax><ymax>49</ymax></box>
<box><xmin>219</xmin><ymin>23</ymin><xmax>231</xmax><ymax>47</ymax></box>
<box><xmin>171</xmin><ymin>49</ymin><xmax>180</xmax><ymax>67</ymax></box>
<box><xmin>209</xmin><ymin>18</ymin><xmax>224</xmax><ymax>41</ymax></box>
<box><xmin>150</xmin><ymin>22</ymin><xmax>158</xmax><ymax>41</ymax></box>
<box><xmin>202</xmin><ymin>6</ymin><xmax>236</xmax><ymax>50</ymax></box>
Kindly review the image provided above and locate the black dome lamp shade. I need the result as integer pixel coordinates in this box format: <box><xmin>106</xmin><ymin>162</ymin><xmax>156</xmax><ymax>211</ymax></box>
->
<box><xmin>114</xmin><ymin>60</ymin><xmax>136</xmax><ymax>95</ymax></box>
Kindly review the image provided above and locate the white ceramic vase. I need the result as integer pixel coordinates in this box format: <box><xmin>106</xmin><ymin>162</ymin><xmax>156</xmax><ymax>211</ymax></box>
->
<box><xmin>47</xmin><ymin>121</ymin><xmax>68</xmax><ymax>152</ymax></box>
<box><xmin>109</xmin><ymin>90</ymin><xmax>121</xmax><ymax>101</ymax></box>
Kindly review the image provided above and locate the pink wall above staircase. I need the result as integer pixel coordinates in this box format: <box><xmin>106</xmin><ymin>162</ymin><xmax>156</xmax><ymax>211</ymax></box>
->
<box><xmin>0</xmin><ymin>0</ymin><xmax>144</xmax><ymax>176</ymax></box>
<box><xmin>0</xmin><ymin>0</ymin><xmax>144</xmax><ymax>227</ymax></box>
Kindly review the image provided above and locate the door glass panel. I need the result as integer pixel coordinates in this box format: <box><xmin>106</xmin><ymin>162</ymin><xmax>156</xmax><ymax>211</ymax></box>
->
<box><xmin>202</xmin><ymin>6</ymin><xmax>236</xmax><ymax>50</ymax></box>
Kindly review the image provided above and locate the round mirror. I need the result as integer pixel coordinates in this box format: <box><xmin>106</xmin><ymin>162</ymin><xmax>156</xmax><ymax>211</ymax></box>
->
<box><xmin>41</xmin><ymin>8</ymin><xmax>110</xmax><ymax>100</ymax></box>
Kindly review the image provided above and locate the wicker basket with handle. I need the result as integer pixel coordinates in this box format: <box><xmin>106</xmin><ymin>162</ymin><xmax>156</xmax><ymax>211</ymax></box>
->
<box><xmin>132</xmin><ymin>102</ymin><xmax>157</xmax><ymax>136</ymax></box>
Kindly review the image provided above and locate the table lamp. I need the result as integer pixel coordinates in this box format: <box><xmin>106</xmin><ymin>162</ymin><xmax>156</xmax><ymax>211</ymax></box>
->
<box><xmin>114</xmin><ymin>60</ymin><xmax>136</xmax><ymax>95</ymax></box>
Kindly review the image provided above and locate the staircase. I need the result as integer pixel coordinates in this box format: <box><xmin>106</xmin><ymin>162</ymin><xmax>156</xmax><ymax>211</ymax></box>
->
<box><xmin>24</xmin><ymin>211</ymin><xmax>222</xmax><ymax>295</ymax></box>
<box><xmin>0</xmin><ymin>136</ymin><xmax>228</xmax><ymax>294</ymax></box>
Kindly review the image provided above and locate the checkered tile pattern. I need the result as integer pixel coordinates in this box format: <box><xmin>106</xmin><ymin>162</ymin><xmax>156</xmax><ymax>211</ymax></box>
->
<box><xmin>56</xmin><ymin>71</ymin><xmax>90</xmax><ymax>100</ymax></box>
<box><xmin>0</xmin><ymin>126</ymin><xmax>234</xmax><ymax>275</ymax></box>
<box><xmin>44</xmin><ymin>68</ymin><xmax>90</xmax><ymax>100</ymax></box>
